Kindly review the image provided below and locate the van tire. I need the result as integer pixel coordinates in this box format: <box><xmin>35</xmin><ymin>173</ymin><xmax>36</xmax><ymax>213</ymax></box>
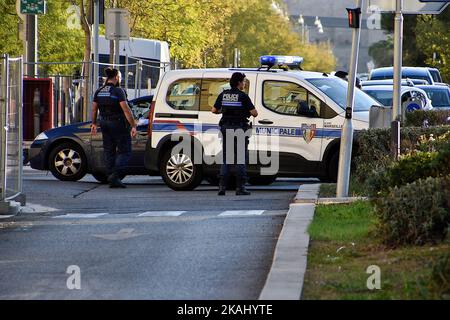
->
<box><xmin>328</xmin><ymin>151</ymin><xmax>339</xmax><ymax>183</ymax></box>
<box><xmin>160</xmin><ymin>147</ymin><xmax>203</xmax><ymax>191</ymax></box>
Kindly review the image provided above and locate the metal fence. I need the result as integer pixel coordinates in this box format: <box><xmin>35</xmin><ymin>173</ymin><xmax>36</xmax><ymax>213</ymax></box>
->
<box><xmin>1</xmin><ymin>54</ymin><xmax>24</xmax><ymax>206</ymax></box>
<box><xmin>23</xmin><ymin>60</ymin><xmax>167</xmax><ymax>129</ymax></box>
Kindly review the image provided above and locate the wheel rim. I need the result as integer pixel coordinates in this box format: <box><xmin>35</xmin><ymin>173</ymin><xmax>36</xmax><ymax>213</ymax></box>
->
<box><xmin>54</xmin><ymin>148</ymin><xmax>82</xmax><ymax>176</ymax></box>
<box><xmin>166</xmin><ymin>153</ymin><xmax>194</xmax><ymax>185</ymax></box>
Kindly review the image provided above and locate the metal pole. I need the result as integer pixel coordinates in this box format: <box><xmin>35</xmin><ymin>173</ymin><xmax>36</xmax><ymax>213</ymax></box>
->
<box><xmin>26</xmin><ymin>14</ymin><xmax>38</xmax><ymax>77</ymax></box>
<box><xmin>17</xmin><ymin>57</ymin><xmax>23</xmax><ymax>193</ymax></box>
<box><xmin>124</xmin><ymin>55</ymin><xmax>129</xmax><ymax>91</ymax></box>
<box><xmin>0</xmin><ymin>55</ymin><xmax>8</xmax><ymax>202</ymax></box>
<box><xmin>93</xmin><ymin>0</ymin><xmax>100</xmax><ymax>92</ymax></box>
<box><xmin>137</xmin><ymin>60</ymin><xmax>142</xmax><ymax>98</ymax></box>
<box><xmin>336</xmin><ymin>0</ymin><xmax>363</xmax><ymax>198</ymax></box>
<box><xmin>114</xmin><ymin>40</ymin><xmax>120</xmax><ymax>66</ymax></box>
<box><xmin>391</xmin><ymin>0</ymin><xmax>403</xmax><ymax>159</ymax></box>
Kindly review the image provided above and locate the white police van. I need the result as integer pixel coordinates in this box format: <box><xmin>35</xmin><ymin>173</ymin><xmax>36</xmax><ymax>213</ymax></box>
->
<box><xmin>144</xmin><ymin>56</ymin><xmax>380</xmax><ymax>190</ymax></box>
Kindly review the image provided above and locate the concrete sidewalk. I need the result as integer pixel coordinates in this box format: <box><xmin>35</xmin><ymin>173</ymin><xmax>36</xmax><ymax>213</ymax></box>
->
<box><xmin>259</xmin><ymin>183</ymin><xmax>320</xmax><ymax>300</ymax></box>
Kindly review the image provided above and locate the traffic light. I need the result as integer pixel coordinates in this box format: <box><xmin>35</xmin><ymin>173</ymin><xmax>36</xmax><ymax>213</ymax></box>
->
<box><xmin>346</xmin><ymin>8</ymin><xmax>361</xmax><ymax>29</ymax></box>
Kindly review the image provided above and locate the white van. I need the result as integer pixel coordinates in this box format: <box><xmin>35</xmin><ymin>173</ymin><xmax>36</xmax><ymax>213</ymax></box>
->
<box><xmin>144</xmin><ymin>56</ymin><xmax>380</xmax><ymax>190</ymax></box>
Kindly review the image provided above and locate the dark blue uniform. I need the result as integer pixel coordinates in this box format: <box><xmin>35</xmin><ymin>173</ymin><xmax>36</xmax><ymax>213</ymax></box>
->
<box><xmin>93</xmin><ymin>84</ymin><xmax>131</xmax><ymax>177</ymax></box>
<box><xmin>214</xmin><ymin>88</ymin><xmax>255</xmax><ymax>181</ymax></box>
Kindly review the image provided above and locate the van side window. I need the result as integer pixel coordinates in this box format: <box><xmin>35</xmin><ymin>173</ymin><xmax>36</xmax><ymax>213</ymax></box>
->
<box><xmin>166</xmin><ymin>79</ymin><xmax>201</xmax><ymax>111</ymax></box>
<box><xmin>263</xmin><ymin>81</ymin><xmax>320</xmax><ymax>118</ymax></box>
<box><xmin>200</xmin><ymin>79</ymin><xmax>230</xmax><ymax>111</ymax></box>
<box><xmin>200</xmin><ymin>78</ymin><xmax>250</xmax><ymax>111</ymax></box>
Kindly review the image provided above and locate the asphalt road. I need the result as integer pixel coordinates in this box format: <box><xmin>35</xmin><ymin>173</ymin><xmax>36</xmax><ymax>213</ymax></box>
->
<box><xmin>0</xmin><ymin>168</ymin><xmax>310</xmax><ymax>299</ymax></box>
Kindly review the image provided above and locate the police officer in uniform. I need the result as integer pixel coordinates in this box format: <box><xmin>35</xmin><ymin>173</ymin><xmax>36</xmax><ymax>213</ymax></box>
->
<box><xmin>212</xmin><ymin>72</ymin><xmax>258</xmax><ymax>196</ymax></box>
<box><xmin>91</xmin><ymin>68</ymin><xmax>137</xmax><ymax>188</ymax></box>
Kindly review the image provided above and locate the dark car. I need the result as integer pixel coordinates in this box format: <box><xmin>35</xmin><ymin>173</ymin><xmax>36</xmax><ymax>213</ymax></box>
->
<box><xmin>369</xmin><ymin>67</ymin><xmax>435</xmax><ymax>85</ymax></box>
<box><xmin>416</xmin><ymin>85</ymin><xmax>450</xmax><ymax>110</ymax></box>
<box><xmin>29</xmin><ymin>95</ymin><xmax>153</xmax><ymax>183</ymax></box>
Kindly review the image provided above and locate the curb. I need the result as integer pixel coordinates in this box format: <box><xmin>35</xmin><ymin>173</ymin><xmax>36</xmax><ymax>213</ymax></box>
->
<box><xmin>316</xmin><ymin>197</ymin><xmax>368</xmax><ymax>205</ymax></box>
<box><xmin>259</xmin><ymin>183</ymin><xmax>319</xmax><ymax>300</ymax></box>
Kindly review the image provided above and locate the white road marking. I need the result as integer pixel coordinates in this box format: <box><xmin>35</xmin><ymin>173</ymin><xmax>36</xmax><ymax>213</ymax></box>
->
<box><xmin>20</xmin><ymin>203</ymin><xmax>59</xmax><ymax>214</ymax></box>
<box><xmin>0</xmin><ymin>215</ymin><xmax>14</xmax><ymax>219</ymax></box>
<box><xmin>218</xmin><ymin>210</ymin><xmax>265</xmax><ymax>217</ymax></box>
<box><xmin>138</xmin><ymin>211</ymin><xmax>186</xmax><ymax>217</ymax></box>
<box><xmin>93</xmin><ymin>228</ymin><xmax>143</xmax><ymax>240</ymax></box>
<box><xmin>53</xmin><ymin>213</ymin><xmax>108</xmax><ymax>219</ymax></box>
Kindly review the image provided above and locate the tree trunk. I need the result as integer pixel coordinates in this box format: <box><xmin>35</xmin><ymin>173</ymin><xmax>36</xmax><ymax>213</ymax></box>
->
<box><xmin>80</xmin><ymin>0</ymin><xmax>93</xmax><ymax>121</ymax></box>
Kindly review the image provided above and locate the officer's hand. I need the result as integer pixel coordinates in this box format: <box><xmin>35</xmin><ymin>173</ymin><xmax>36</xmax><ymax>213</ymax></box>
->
<box><xmin>131</xmin><ymin>127</ymin><xmax>137</xmax><ymax>138</ymax></box>
<box><xmin>90</xmin><ymin>124</ymin><xmax>97</xmax><ymax>135</ymax></box>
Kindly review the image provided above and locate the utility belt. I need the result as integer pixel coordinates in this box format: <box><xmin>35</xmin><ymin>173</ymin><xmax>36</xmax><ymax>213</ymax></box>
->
<box><xmin>220</xmin><ymin>121</ymin><xmax>252</xmax><ymax>130</ymax></box>
<box><xmin>100</xmin><ymin>114</ymin><xmax>126</xmax><ymax>121</ymax></box>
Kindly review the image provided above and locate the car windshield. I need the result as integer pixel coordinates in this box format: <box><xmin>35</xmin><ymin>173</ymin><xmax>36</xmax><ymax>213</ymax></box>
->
<box><xmin>421</xmin><ymin>88</ymin><xmax>450</xmax><ymax>107</ymax></box>
<box><xmin>307</xmin><ymin>77</ymin><xmax>380</xmax><ymax>112</ymax></box>
<box><xmin>363</xmin><ymin>89</ymin><xmax>393</xmax><ymax>106</ymax></box>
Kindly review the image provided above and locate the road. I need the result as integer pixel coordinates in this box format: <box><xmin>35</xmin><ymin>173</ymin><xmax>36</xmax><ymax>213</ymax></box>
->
<box><xmin>0</xmin><ymin>167</ymin><xmax>309</xmax><ymax>299</ymax></box>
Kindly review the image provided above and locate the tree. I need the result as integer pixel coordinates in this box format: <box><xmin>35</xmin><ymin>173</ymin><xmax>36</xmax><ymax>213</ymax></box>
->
<box><xmin>368</xmin><ymin>37</ymin><xmax>394</xmax><ymax>68</ymax></box>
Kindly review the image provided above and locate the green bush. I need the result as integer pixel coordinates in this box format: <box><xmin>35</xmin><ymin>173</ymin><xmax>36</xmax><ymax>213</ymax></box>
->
<box><xmin>353</xmin><ymin>126</ymin><xmax>450</xmax><ymax>183</ymax></box>
<box><xmin>367</xmin><ymin>140</ymin><xmax>450</xmax><ymax>197</ymax></box>
<box><xmin>430</xmin><ymin>252</ymin><xmax>450</xmax><ymax>299</ymax></box>
<box><xmin>375</xmin><ymin>176</ymin><xmax>450</xmax><ymax>246</ymax></box>
<box><xmin>405</xmin><ymin>110</ymin><xmax>450</xmax><ymax>127</ymax></box>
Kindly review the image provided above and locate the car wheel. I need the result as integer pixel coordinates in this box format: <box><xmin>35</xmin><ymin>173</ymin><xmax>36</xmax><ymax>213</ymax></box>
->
<box><xmin>48</xmin><ymin>142</ymin><xmax>87</xmax><ymax>181</ymax></box>
<box><xmin>92</xmin><ymin>172</ymin><xmax>127</xmax><ymax>184</ymax></box>
<box><xmin>160</xmin><ymin>147</ymin><xmax>203</xmax><ymax>191</ymax></box>
<box><xmin>328</xmin><ymin>152</ymin><xmax>339</xmax><ymax>183</ymax></box>
<box><xmin>248</xmin><ymin>175</ymin><xmax>277</xmax><ymax>186</ymax></box>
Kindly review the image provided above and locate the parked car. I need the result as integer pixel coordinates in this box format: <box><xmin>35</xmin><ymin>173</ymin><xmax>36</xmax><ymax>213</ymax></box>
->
<box><xmin>362</xmin><ymin>85</ymin><xmax>433</xmax><ymax>110</ymax></box>
<box><xmin>417</xmin><ymin>85</ymin><xmax>450</xmax><ymax>110</ymax></box>
<box><xmin>144</xmin><ymin>55</ymin><xmax>381</xmax><ymax>190</ymax></box>
<box><xmin>369</xmin><ymin>67</ymin><xmax>435</xmax><ymax>85</ymax></box>
<box><xmin>427</xmin><ymin>67</ymin><xmax>443</xmax><ymax>83</ymax></box>
<box><xmin>29</xmin><ymin>95</ymin><xmax>153</xmax><ymax>182</ymax></box>
<box><xmin>361</xmin><ymin>79</ymin><xmax>428</xmax><ymax>87</ymax></box>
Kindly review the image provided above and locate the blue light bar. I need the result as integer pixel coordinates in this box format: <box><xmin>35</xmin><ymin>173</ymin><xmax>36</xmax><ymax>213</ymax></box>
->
<box><xmin>260</xmin><ymin>55</ymin><xmax>304</xmax><ymax>70</ymax></box>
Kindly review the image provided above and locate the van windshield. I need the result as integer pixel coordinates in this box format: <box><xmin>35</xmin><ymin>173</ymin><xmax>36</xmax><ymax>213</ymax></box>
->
<box><xmin>306</xmin><ymin>77</ymin><xmax>380</xmax><ymax>112</ymax></box>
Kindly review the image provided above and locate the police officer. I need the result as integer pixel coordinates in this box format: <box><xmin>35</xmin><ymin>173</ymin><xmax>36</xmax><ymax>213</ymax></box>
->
<box><xmin>91</xmin><ymin>68</ymin><xmax>137</xmax><ymax>188</ymax></box>
<box><xmin>212</xmin><ymin>72</ymin><xmax>258</xmax><ymax>196</ymax></box>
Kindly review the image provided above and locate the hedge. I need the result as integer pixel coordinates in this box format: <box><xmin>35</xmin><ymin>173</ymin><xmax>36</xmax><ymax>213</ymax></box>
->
<box><xmin>375</xmin><ymin>176</ymin><xmax>450</xmax><ymax>246</ymax></box>
<box><xmin>353</xmin><ymin>126</ymin><xmax>450</xmax><ymax>182</ymax></box>
<box><xmin>405</xmin><ymin>109</ymin><xmax>450</xmax><ymax>127</ymax></box>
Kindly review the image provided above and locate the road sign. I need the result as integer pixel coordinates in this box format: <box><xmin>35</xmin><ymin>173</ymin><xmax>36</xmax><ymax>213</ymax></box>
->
<box><xmin>368</xmin><ymin>0</ymin><xmax>449</xmax><ymax>14</ymax></box>
<box><xmin>105</xmin><ymin>8</ymin><xmax>130</xmax><ymax>40</ymax></box>
<box><xmin>20</xmin><ymin>0</ymin><xmax>46</xmax><ymax>14</ymax></box>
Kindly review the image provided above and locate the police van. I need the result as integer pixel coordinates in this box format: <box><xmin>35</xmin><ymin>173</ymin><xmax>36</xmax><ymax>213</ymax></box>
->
<box><xmin>144</xmin><ymin>56</ymin><xmax>380</xmax><ymax>190</ymax></box>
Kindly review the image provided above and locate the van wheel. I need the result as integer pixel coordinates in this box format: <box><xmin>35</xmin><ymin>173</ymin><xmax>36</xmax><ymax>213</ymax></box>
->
<box><xmin>248</xmin><ymin>175</ymin><xmax>277</xmax><ymax>186</ymax></box>
<box><xmin>160</xmin><ymin>148</ymin><xmax>203</xmax><ymax>191</ymax></box>
<box><xmin>328</xmin><ymin>152</ymin><xmax>339</xmax><ymax>183</ymax></box>
<box><xmin>48</xmin><ymin>142</ymin><xmax>87</xmax><ymax>181</ymax></box>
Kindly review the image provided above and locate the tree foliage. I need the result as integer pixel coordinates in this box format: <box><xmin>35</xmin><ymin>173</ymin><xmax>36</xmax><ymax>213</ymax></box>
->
<box><xmin>369</xmin><ymin>7</ymin><xmax>450</xmax><ymax>82</ymax></box>
<box><xmin>0</xmin><ymin>0</ymin><xmax>336</xmax><ymax>73</ymax></box>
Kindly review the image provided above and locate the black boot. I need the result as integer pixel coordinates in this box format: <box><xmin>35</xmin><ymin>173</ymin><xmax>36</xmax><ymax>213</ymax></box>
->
<box><xmin>218</xmin><ymin>176</ymin><xmax>227</xmax><ymax>196</ymax></box>
<box><xmin>236</xmin><ymin>176</ymin><xmax>250</xmax><ymax>196</ymax></box>
<box><xmin>108</xmin><ymin>172</ymin><xmax>126</xmax><ymax>188</ymax></box>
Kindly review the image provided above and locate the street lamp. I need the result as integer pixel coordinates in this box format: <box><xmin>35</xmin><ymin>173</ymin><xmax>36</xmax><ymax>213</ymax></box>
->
<box><xmin>315</xmin><ymin>16</ymin><xmax>324</xmax><ymax>34</ymax></box>
<box><xmin>298</xmin><ymin>14</ymin><xmax>308</xmax><ymax>43</ymax></box>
